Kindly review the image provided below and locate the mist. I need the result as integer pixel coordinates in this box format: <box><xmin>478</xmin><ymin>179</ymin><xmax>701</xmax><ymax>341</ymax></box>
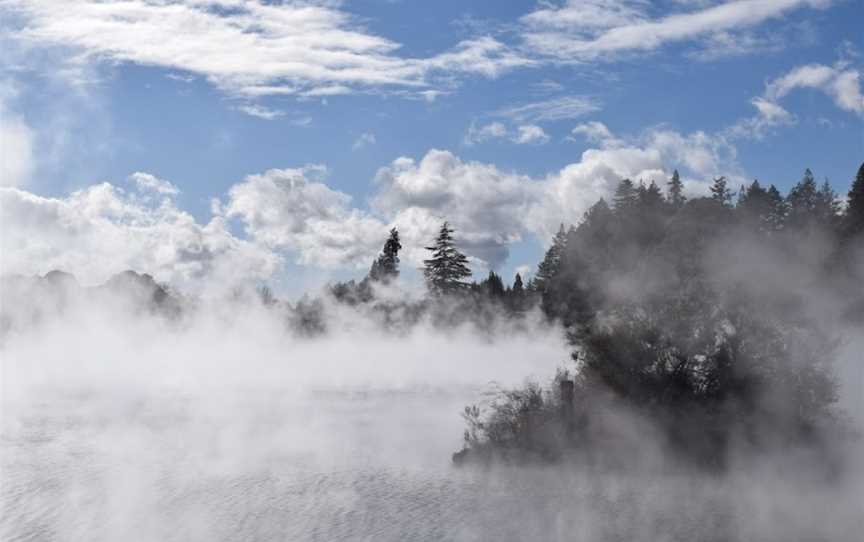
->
<box><xmin>2</xmin><ymin>251</ymin><xmax>863</xmax><ymax>541</ymax></box>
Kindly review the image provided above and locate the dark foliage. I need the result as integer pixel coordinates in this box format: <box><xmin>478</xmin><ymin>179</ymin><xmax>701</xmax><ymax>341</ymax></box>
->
<box><xmin>458</xmin><ymin>165</ymin><xmax>862</xmax><ymax>469</ymax></box>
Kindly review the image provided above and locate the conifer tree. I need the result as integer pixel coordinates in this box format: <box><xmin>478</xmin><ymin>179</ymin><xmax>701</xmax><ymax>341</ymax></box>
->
<box><xmin>737</xmin><ymin>180</ymin><xmax>772</xmax><ymax>232</ymax></box>
<box><xmin>368</xmin><ymin>227</ymin><xmax>402</xmax><ymax>283</ymax></box>
<box><xmin>423</xmin><ymin>222</ymin><xmax>472</xmax><ymax>295</ymax></box>
<box><xmin>613</xmin><ymin>179</ymin><xmax>638</xmax><ymax>213</ymax></box>
<box><xmin>512</xmin><ymin>273</ymin><xmax>524</xmax><ymax>295</ymax></box>
<box><xmin>765</xmin><ymin>184</ymin><xmax>786</xmax><ymax>233</ymax></box>
<box><xmin>667</xmin><ymin>169</ymin><xmax>686</xmax><ymax>210</ymax></box>
<box><xmin>815</xmin><ymin>180</ymin><xmax>840</xmax><ymax>230</ymax></box>
<box><xmin>710</xmin><ymin>176</ymin><xmax>733</xmax><ymax>207</ymax></box>
<box><xmin>787</xmin><ymin>169</ymin><xmax>821</xmax><ymax>231</ymax></box>
<box><xmin>481</xmin><ymin>271</ymin><xmax>505</xmax><ymax>298</ymax></box>
<box><xmin>534</xmin><ymin>224</ymin><xmax>568</xmax><ymax>292</ymax></box>
<box><xmin>845</xmin><ymin>162</ymin><xmax>864</xmax><ymax>239</ymax></box>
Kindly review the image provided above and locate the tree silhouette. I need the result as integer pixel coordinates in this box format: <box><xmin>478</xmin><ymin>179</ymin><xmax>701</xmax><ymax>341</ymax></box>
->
<box><xmin>710</xmin><ymin>176</ymin><xmax>733</xmax><ymax>207</ymax></box>
<box><xmin>423</xmin><ymin>222</ymin><xmax>472</xmax><ymax>295</ymax></box>
<box><xmin>369</xmin><ymin>227</ymin><xmax>402</xmax><ymax>283</ymax></box>
<box><xmin>613</xmin><ymin>179</ymin><xmax>638</xmax><ymax>213</ymax></box>
<box><xmin>667</xmin><ymin>169</ymin><xmax>686</xmax><ymax>210</ymax></box>
<box><xmin>845</xmin><ymin>162</ymin><xmax>864</xmax><ymax>239</ymax></box>
<box><xmin>534</xmin><ymin>224</ymin><xmax>567</xmax><ymax>293</ymax></box>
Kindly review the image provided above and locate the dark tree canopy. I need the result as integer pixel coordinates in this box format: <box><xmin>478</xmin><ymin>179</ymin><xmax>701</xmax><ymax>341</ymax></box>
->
<box><xmin>710</xmin><ymin>176</ymin><xmax>733</xmax><ymax>207</ymax></box>
<box><xmin>846</xmin><ymin>162</ymin><xmax>864</xmax><ymax>239</ymax></box>
<box><xmin>667</xmin><ymin>169</ymin><xmax>686</xmax><ymax>210</ymax></box>
<box><xmin>369</xmin><ymin>227</ymin><xmax>402</xmax><ymax>283</ymax></box>
<box><xmin>423</xmin><ymin>222</ymin><xmax>472</xmax><ymax>295</ymax></box>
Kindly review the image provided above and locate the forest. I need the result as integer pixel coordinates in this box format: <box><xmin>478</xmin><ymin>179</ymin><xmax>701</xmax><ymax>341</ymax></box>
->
<box><xmin>3</xmin><ymin>163</ymin><xmax>863</xmax><ymax>472</ymax></box>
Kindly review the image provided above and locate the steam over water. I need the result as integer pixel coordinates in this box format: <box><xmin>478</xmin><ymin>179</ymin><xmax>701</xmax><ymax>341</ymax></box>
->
<box><xmin>2</xmin><ymin>310</ymin><xmax>863</xmax><ymax>541</ymax></box>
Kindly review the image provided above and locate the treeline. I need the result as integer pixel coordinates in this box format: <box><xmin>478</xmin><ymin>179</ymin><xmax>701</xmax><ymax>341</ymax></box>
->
<box><xmin>454</xmin><ymin>163</ymin><xmax>864</xmax><ymax>469</ymax></box>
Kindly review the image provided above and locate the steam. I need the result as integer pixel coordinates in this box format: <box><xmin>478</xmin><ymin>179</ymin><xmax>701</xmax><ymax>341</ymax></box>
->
<box><xmin>1</xmin><ymin>258</ymin><xmax>862</xmax><ymax>541</ymax></box>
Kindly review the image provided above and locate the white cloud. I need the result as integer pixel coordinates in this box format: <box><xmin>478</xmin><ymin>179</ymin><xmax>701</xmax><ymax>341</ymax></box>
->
<box><xmin>571</xmin><ymin>121</ymin><xmax>623</xmax><ymax>147</ymax></box>
<box><xmin>765</xmin><ymin>63</ymin><xmax>864</xmax><ymax>115</ymax></box>
<box><xmin>1</xmin><ymin>0</ymin><xmax>530</xmax><ymax>99</ymax></box>
<box><xmin>0</xmin><ymin>179</ymin><xmax>279</xmax><ymax>287</ymax></box>
<box><xmin>235</xmin><ymin>104</ymin><xmax>285</xmax><ymax>120</ymax></box>
<box><xmin>520</xmin><ymin>0</ymin><xmax>833</xmax><ymax>61</ymax></box>
<box><xmin>0</xmin><ymin>110</ymin><xmax>34</xmax><ymax>187</ymax></box>
<box><xmin>372</xmin><ymin>150</ymin><xmax>536</xmax><ymax>267</ymax></box>
<box><xmin>496</xmin><ymin>96</ymin><xmax>601</xmax><ymax>122</ymax></box>
<box><xmin>726</xmin><ymin>61</ymin><xmax>863</xmax><ymax>140</ymax></box>
<box><xmin>352</xmin><ymin>132</ymin><xmax>377</xmax><ymax>151</ymax></box>
<box><xmin>726</xmin><ymin>96</ymin><xmax>796</xmax><ymax>139</ymax></box>
<box><xmin>129</xmin><ymin>172</ymin><xmax>179</xmax><ymax>196</ymax></box>
<box><xmin>223</xmin><ymin>167</ymin><xmax>386</xmax><ymax>269</ymax></box>
<box><xmin>463</xmin><ymin>121</ymin><xmax>508</xmax><ymax>145</ymax></box>
<box><xmin>513</xmin><ymin>124</ymin><xmax>550</xmax><ymax>145</ymax></box>
<box><xmin>0</xmin><ymin>128</ymin><xmax>748</xmax><ymax>282</ymax></box>
<box><xmin>464</xmin><ymin>122</ymin><xmax>548</xmax><ymax>145</ymax></box>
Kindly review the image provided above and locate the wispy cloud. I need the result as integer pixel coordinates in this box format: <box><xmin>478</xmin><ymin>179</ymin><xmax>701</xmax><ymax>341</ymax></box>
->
<box><xmin>352</xmin><ymin>132</ymin><xmax>377</xmax><ymax>151</ymax></box>
<box><xmin>495</xmin><ymin>96</ymin><xmax>601</xmax><ymax>123</ymax></box>
<box><xmin>1</xmin><ymin>0</ymin><xmax>530</xmax><ymax>100</ymax></box>
<box><xmin>520</xmin><ymin>0</ymin><xmax>834</xmax><ymax>61</ymax></box>
<box><xmin>464</xmin><ymin>121</ymin><xmax>549</xmax><ymax>145</ymax></box>
<box><xmin>235</xmin><ymin>104</ymin><xmax>285</xmax><ymax>121</ymax></box>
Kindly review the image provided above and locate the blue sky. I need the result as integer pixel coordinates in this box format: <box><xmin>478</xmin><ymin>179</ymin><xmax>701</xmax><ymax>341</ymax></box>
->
<box><xmin>1</xmin><ymin>0</ymin><xmax>862</xmax><ymax>295</ymax></box>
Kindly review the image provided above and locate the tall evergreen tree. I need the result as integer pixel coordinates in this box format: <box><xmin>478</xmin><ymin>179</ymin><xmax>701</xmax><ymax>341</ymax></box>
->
<box><xmin>534</xmin><ymin>224</ymin><xmax>568</xmax><ymax>292</ymax></box>
<box><xmin>710</xmin><ymin>176</ymin><xmax>733</xmax><ymax>207</ymax></box>
<box><xmin>765</xmin><ymin>184</ymin><xmax>787</xmax><ymax>233</ymax></box>
<box><xmin>737</xmin><ymin>180</ymin><xmax>772</xmax><ymax>232</ymax></box>
<box><xmin>845</xmin><ymin>162</ymin><xmax>864</xmax><ymax>239</ymax></box>
<box><xmin>786</xmin><ymin>169</ymin><xmax>821</xmax><ymax>231</ymax></box>
<box><xmin>512</xmin><ymin>273</ymin><xmax>524</xmax><ymax>295</ymax></box>
<box><xmin>368</xmin><ymin>227</ymin><xmax>402</xmax><ymax>283</ymax></box>
<box><xmin>667</xmin><ymin>169</ymin><xmax>686</xmax><ymax>210</ymax></box>
<box><xmin>613</xmin><ymin>179</ymin><xmax>638</xmax><ymax>213</ymax></box>
<box><xmin>481</xmin><ymin>271</ymin><xmax>506</xmax><ymax>298</ymax></box>
<box><xmin>423</xmin><ymin>222</ymin><xmax>472</xmax><ymax>295</ymax></box>
<box><xmin>815</xmin><ymin>180</ymin><xmax>841</xmax><ymax>231</ymax></box>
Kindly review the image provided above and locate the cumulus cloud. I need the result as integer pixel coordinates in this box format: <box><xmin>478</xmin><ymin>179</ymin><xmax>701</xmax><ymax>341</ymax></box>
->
<box><xmin>1</xmin><ymin>0</ymin><xmax>530</xmax><ymax>99</ymax></box>
<box><xmin>1</xmin><ymin>124</ymin><xmax>747</xmax><ymax>282</ymax></box>
<box><xmin>513</xmin><ymin>124</ymin><xmax>550</xmax><ymax>145</ymax></box>
<box><xmin>464</xmin><ymin>121</ymin><xmax>509</xmax><ymax>145</ymax></box>
<box><xmin>520</xmin><ymin>0</ymin><xmax>833</xmax><ymax>61</ymax></box>
<box><xmin>223</xmin><ymin>167</ymin><xmax>386</xmax><ymax>269</ymax></box>
<box><xmin>0</xmin><ymin>179</ymin><xmax>279</xmax><ymax>287</ymax></box>
<box><xmin>372</xmin><ymin>150</ymin><xmax>536</xmax><ymax>267</ymax></box>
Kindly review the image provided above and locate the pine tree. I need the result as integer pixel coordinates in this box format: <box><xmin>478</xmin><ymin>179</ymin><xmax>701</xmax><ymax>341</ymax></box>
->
<box><xmin>710</xmin><ymin>176</ymin><xmax>733</xmax><ymax>207</ymax></box>
<box><xmin>737</xmin><ymin>180</ymin><xmax>772</xmax><ymax>232</ymax></box>
<box><xmin>786</xmin><ymin>168</ymin><xmax>820</xmax><ymax>231</ymax></box>
<box><xmin>613</xmin><ymin>179</ymin><xmax>638</xmax><ymax>213</ymax></box>
<box><xmin>481</xmin><ymin>271</ymin><xmax>505</xmax><ymax>298</ymax></box>
<box><xmin>534</xmin><ymin>224</ymin><xmax>568</xmax><ymax>292</ymax></box>
<box><xmin>667</xmin><ymin>169</ymin><xmax>686</xmax><ymax>210</ymax></box>
<box><xmin>512</xmin><ymin>273</ymin><xmax>524</xmax><ymax>295</ymax></box>
<box><xmin>815</xmin><ymin>180</ymin><xmax>840</xmax><ymax>231</ymax></box>
<box><xmin>845</xmin><ymin>162</ymin><xmax>864</xmax><ymax>239</ymax></box>
<box><xmin>423</xmin><ymin>222</ymin><xmax>472</xmax><ymax>295</ymax></box>
<box><xmin>765</xmin><ymin>184</ymin><xmax>786</xmax><ymax>233</ymax></box>
<box><xmin>368</xmin><ymin>227</ymin><xmax>402</xmax><ymax>283</ymax></box>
